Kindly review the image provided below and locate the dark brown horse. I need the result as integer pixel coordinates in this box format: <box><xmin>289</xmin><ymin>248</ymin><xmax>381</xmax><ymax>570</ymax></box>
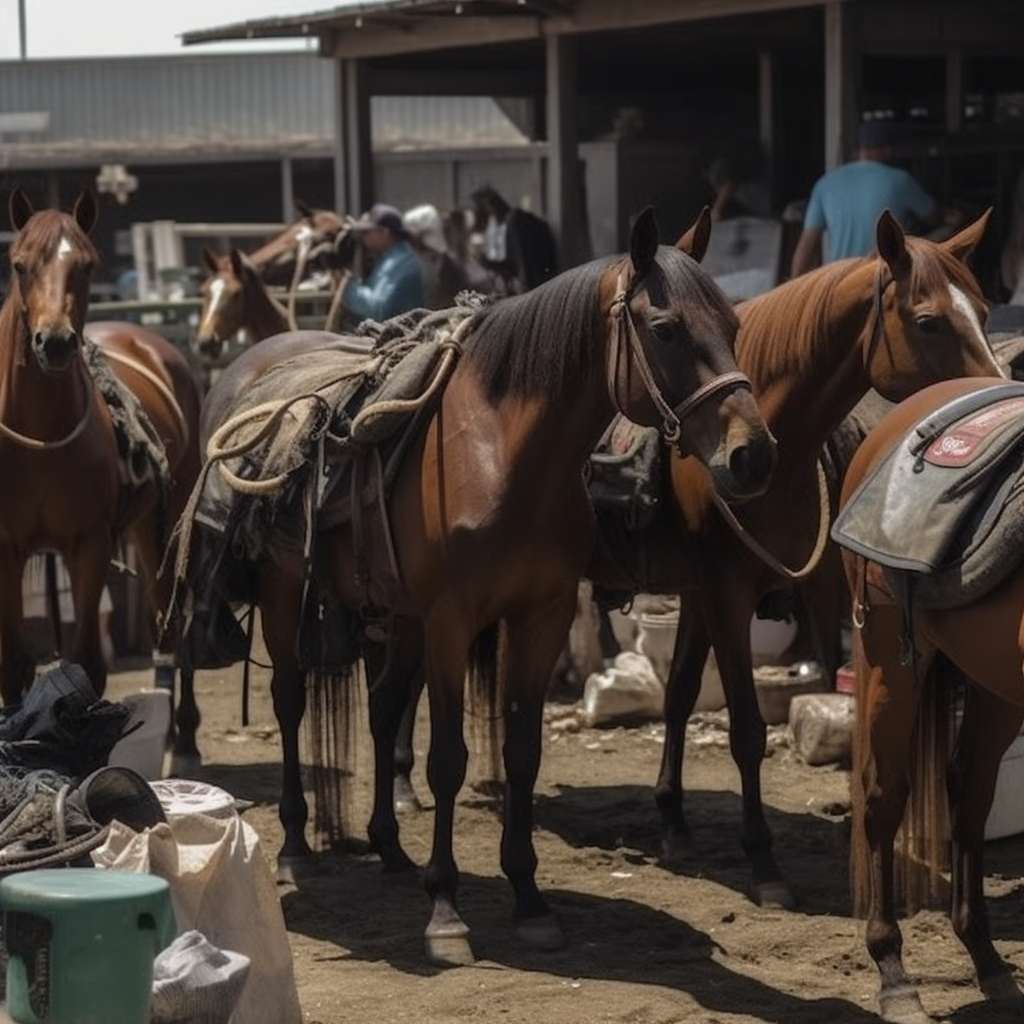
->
<box><xmin>184</xmin><ymin>208</ymin><xmax>777</xmax><ymax>964</ymax></box>
<box><xmin>587</xmin><ymin>210</ymin><xmax>1004</xmax><ymax>909</ymax></box>
<box><xmin>0</xmin><ymin>187</ymin><xmax>201</xmax><ymax>709</ymax></box>
<box><xmin>835</xmin><ymin>374</ymin><xmax>1024</xmax><ymax>1023</ymax></box>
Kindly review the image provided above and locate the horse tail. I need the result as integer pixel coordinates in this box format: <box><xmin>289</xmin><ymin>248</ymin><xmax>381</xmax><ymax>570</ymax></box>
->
<box><xmin>897</xmin><ymin>656</ymin><xmax>955</xmax><ymax>913</ymax></box>
<box><xmin>467</xmin><ymin>621</ymin><xmax>504</xmax><ymax>787</ymax></box>
<box><xmin>849</xmin><ymin>641</ymin><xmax>954</xmax><ymax>918</ymax></box>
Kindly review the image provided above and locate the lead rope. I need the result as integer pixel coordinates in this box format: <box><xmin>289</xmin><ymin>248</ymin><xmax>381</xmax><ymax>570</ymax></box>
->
<box><xmin>0</xmin><ymin>368</ymin><xmax>95</xmax><ymax>450</ymax></box>
<box><xmin>709</xmin><ymin>458</ymin><xmax>832</xmax><ymax>581</ymax></box>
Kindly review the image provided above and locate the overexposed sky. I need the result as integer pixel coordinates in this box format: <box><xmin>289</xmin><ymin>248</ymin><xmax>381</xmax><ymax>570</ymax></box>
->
<box><xmin>0</xmin><ymin>0</ymin><xmax>329</xmax><ymax>59</ymax></box>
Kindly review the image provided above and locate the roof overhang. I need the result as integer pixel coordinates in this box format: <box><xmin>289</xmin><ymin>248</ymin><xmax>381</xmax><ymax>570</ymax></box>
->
<box><xmin>182</xmin><ymin>0</ymin><xmax>844</xmax><ymax>59</ymax></box>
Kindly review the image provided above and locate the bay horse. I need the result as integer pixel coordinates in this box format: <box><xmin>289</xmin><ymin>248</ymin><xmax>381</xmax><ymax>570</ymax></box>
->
<box><xmin>187</xmin><ymin>207</ymin><xmax>777</xmax><ymax>964</ymax></box>
<box><xmin>836</xmin><ymin>374</ymin><xmax>1024</xmax><ymax>1023</ymax></box>
<box><xmin>586</xmin><ymin>209</ymin><xmax>1004</xmax><ymax>910</ymax></box>
<box><xmin>194</xmin><ymin>247</ymin><xmax>289</xmax><ymax>362</ymax></box>
<box><xmin>0</xmin><ymin>187</ymin><xmax>201</xmax><ymax>707</ymax></box>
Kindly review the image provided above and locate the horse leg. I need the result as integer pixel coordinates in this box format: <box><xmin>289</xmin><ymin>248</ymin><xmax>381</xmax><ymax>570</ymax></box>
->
<box><xmin>500</xmin><ymin>592</ymin><xmax>575</xmax><ymax>951</ymax></box>
<box><xmin>365</xmin><ymin>616</ymin><xmax>420</xmax><ymax>871</ymax></box>
<box><xmin>655</xmin><ymin>600</ymin><xmax>711</xmax><ymax>864</ymax></box>
<box><xmin>66</xmin><ymin>541</ymin><xmax>113</xmax><ymax>696</ymax></box>
<box><xmin>393</xmin><ymin>664</ymin><xmax>425</xmax><ymax>815</ymax></box>
<box><xmin>0</xmin><ymin>550</ymin><xmax>34</xmax><ymax>705</ymax></box>
<box><xmin>260</xmin><ymin>567</ymin><xmax>314</xmax><ymax>882</ymax></box>
<box><xmin>855</xmin><ymin>611</ymin><xmax>931</xmax><ymax>1024</ymax></box>
<box><xmin>706</xmin><ymin>585</ymin><xmax>795</xmax><ymax>909</ymax></box>
<box><xmin>422</xmin><ymin>609</ymin><xmax>473</xmax><ymax>965</ymax></box>
<box><xmin>798</xmin><ymin>544</ymin><xmax>848</xmax><ymax>684</ymax></box>
<box><xmin>946</xmin><ymin>684</ymin><xmax>1024</xmax><ymax>1006</ymax></box>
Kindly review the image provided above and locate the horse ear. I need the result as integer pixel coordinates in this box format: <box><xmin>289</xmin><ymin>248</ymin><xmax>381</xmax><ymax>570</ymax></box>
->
<box><xmin>72</xmin><ymin>190</ymin><xmax>98</xmax><ymax>235</ymax></box>
<box><xmin>941</xmin><ymin>207</ymin><xmax>991</xmax><ymax>264</ymax></box>
<box><xmin>228</xmin><ymin>248</ymin><xmax>247</xmax><ymax>279</ymax></box>
<box><xmin>9</xmin><ymin>186</ymin><xmax>35</xmax><ymax>232</ymax></box>
<box><xmin>294</xmin><ymin>198</ymin><xmax>314</xmax><ymax>221</ymax></box>
<box><xmin>201</xmin><ymin>246</ymin><xmax>221</xmax><ymax>274</ymax></box>
<box><xmin>675</xmin><ymin>206</ymin><xmax>712</xmax><ymax>263</ymax></box>
<box><xmin>875</xmin><ymin>210</ymin><xmax>910</xmax><ymax>278</ymax></box>
<box><xmin>629</xmin><ymin>207</ymin><xmax>659</xmax><ymax>278</ymax></box>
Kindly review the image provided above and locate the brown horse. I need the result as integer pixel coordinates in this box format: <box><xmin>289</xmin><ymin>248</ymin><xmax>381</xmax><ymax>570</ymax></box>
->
<box><xmin>246</xmin><ymin>199</ymin><xmax>348</xmax><ymax>286</ymax></box>
<box><xmin>0</xmin><ymin>187</ymin><xmax>201</xmax><ymax>707</ymax></box>
<box><xmin>183</xmin><ymin>208</ymin><xmax>777</xmax><ymax>964</ymax></box>
<box><xmin>586</xmin><ymin>210</ymin><xmax>1004</xmax><ymax>909</ymax></box>
<box><xmin>194</xmin><ymin>247</ymin><xmax>289</xmax><ymax>361</ymax></box>
<box><xmin>835</xmin><ymin>374</ymin><xmax>1024</xmax><ymax>1023</ymax></box>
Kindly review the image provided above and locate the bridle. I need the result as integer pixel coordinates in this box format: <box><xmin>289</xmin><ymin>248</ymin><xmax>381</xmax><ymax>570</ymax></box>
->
<box><xmin>606</xmin><ymin>272</ymin><xmax>751</xmax><ymax>445</ymax></box>
<box><xmin>865</xmin><ymin>264</ymin><xmax>895</xmax><ymax>367</ymax></box>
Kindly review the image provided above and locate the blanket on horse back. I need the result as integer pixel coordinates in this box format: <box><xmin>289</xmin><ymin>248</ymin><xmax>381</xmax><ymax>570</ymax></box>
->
<box><xmin>832</xmin><ymin>380</ymin><xmax>1024</xmax><ymax>610</ymax></box>
<box><xmin>176</xmin><ymin>300</ymin><xmax>482</xmax><ymax>668</ymax></box>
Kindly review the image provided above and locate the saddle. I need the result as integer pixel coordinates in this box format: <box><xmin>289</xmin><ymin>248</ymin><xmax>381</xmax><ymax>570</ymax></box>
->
<box><xmin>182</xmin><ymin>307</ymin><xmax>474</xmax><ymax>673</ymax></box>
<box><xmin>831</xmin><ymin>381</ymin><xmax>1024</xmax><ymax>610</ymax></box>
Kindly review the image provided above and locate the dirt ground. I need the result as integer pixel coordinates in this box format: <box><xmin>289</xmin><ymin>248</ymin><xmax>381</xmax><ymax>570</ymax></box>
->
<box><xmin>104</xmin><ymin>652</ymin><xmax>1024</xmax><ymax>1024</ymax></box>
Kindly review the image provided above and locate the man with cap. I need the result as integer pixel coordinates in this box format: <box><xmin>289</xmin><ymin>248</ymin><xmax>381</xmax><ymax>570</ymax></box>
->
<box><xmin>790</xmin><ymin>120</ymin><xmax>940</xmax><ymax>277</ymax></box>
<box><xmin>341</xmin><ymin>202</ymin><xmax>425</xmax><ymax>322</ymax></box>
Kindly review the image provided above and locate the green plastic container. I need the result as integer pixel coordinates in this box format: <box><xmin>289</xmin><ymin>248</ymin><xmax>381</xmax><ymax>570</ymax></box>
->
<box><xmin>0</xmin><ymin>868</ymin><xmax>175</xmax><ymax>1024</ymax></box>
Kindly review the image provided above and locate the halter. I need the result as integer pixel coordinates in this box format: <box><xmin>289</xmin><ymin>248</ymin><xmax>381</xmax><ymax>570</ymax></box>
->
<box><xmin>606</xmin><ymin>273</ymin><xmax>751</xmax><ymax>445</ymax></box>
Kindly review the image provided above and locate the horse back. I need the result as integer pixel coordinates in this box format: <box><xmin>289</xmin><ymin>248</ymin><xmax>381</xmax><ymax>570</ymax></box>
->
<box><xmin>85</xmin><ymin>320</ymin><xmax>202</xmax><ymax>478</ymax></box>
<box><xmin>199</xmin><ymin>330</ymin><xmax>369</xmax><ymax>447</ymax></box>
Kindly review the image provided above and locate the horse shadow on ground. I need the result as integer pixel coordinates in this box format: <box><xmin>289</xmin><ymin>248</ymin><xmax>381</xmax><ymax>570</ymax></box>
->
<box><xmin>278</xmin><ymin>855</ymin><xmax>885</xmax><ymax>1024</ymax></box>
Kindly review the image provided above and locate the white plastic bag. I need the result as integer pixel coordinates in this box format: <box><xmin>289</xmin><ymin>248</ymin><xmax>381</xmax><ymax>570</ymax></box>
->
<box><xmin>582</xmin><ymin>651</ymin><xmax>664</xmax><ymax>727</ymax></box>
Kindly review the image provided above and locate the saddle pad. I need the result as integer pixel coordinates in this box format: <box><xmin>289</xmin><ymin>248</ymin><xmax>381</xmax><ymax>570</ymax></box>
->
<box><xmin>831</xmin><ymin>381</ymin><xmax>1024</xmax><ymax>574</ymax></box>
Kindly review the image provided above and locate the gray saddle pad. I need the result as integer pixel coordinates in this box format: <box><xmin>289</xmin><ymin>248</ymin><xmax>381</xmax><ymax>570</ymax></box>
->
<box><xmin>832</xmin><ymin>381</ymin><xmax>1024</xmax><ymax>608</ymax></box>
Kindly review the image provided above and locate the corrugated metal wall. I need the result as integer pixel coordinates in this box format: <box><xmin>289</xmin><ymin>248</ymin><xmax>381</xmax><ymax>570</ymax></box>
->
<box><xmin>0</xmin><ymin>52</ymin><xmax>527</xmax><ymax>168</ymax></box>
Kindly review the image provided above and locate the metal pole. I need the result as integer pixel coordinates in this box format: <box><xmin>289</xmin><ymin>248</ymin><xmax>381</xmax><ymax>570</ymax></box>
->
<box><xmin>18</xmin><ymin>0</ymin><xmax>27</xmax><ymax>58</ymax></box>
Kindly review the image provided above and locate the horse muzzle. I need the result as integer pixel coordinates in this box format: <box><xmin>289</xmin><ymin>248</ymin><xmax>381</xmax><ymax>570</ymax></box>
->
<box><xmin>194</xmin><ymin>333</ymin><xmax>226</xmax><ymax>362</ymax></box>
<box><xmin>32</xmin><ymin>328</ymin><xmax>81</xmax><ymax>372</ymax></box>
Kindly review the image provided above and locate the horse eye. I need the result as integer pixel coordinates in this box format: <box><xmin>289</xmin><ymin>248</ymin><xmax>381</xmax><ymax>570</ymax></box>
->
<box><xmin>82</xmin><ymin>261</ymin><xmax>95</xmax><ymax>275</ymax></box>
<box><xmin>12</xmin><ymin>260</ymin><xmax>26</xmax><ymax>276</ymax></box>
<box><xmin>915</xmin><ymin>314</ymin><xmax>941</xmax><ymax>334</ymax></box>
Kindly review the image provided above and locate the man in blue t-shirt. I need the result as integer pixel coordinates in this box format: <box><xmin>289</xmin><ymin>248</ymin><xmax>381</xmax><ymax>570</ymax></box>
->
<box><xmin>342</xmin><ymin>203</ymin><xmax>426</xmax><ymax>322</ymax></box>
<box><xmin>790</xmin><ymin>121</ymin><xmax>940</xmax><ymax>277</ymax></box>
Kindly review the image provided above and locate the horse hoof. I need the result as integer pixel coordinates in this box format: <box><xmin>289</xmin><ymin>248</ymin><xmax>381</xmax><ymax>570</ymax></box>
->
<box><xmin>167</xmin><ymin>751</ymin><xmax>202</xmax><ymax>779</ymax></box>
<box><xmin>515</xmin><ymin>914</ymin><xmax>566</xmax><ymax>951</ymax></box>
<box><xmin>879</xmin><ymin>984</ymin><xmax>933</xmax><ymax>1024</ymax></box>
<box><xmin>750</xmin><ymin>879</ymin><xmax>796</xmax><ymax>910</ymax></box>
<box><xmin>380</xmin><ymin>849</ymin><xmax>417</xmax><ymax>874</ymax></box>
<box><xmin>276</xmin><ymin>854</ymin><xmax>317</xmax><ymax>886</ymax></box>
<box><xmin>659</xmin><ymin>835</ymin><xmax>696</xmax><ymax>869</ymax></box>
<box><xmin>425</xmin><ymin>924</ymin><xmax>475</xmax><ymax>966</ymax></box>
<box><xmin>981</xmin><ymin>971</ymin><xmax>1024</xmax><ymax>1003</ymax></box>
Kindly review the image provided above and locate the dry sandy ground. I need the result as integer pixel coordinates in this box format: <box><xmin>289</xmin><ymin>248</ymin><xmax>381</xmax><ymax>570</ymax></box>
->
<box><xmin>104</xmin><ymin>659</ymin><xmax>1024</xmax><ymax>1024</ymax></box>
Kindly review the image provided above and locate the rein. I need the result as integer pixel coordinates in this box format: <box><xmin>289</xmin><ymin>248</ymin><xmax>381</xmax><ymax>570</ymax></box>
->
<box><xmin>607</xmin><ymin>275</ymin><xmax>751</xmax><ymax>444</ymax></box>
<box><xmin>0</xmin><ymin>362</ymin><xmax>95</xmax><ymax>451</ymax></box>
<box><xmin>709</xmin><ymin>458</ymin><xmax>832</xmax><ymax>581</ymax></box>
<box><xmin>98</xmin><ymin>345</ymin><xmax>187</xmax><ymax>440</ymax></box>
<box><xmin>703</xmin><ymin>262</ymin><xmax>889</xmax><ymax>582</ymax></box>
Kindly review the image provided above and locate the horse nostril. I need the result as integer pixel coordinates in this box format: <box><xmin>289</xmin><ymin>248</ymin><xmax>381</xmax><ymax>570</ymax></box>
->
<box><xmin>729</xmin><ymin>445</ymin><xmax>752</xmax><ymax>484</ymax></box>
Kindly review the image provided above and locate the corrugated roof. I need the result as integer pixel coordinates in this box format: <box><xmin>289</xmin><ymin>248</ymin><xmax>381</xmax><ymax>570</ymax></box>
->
<box><xmin>182</xmin><ymin>0</ymin><xmax>570</xmax><ymax>45</ymax></box>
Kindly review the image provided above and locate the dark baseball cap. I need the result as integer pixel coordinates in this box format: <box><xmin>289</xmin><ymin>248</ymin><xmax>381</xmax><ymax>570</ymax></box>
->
<box><xmin>350</xmin><ymin>203</ymin><xmax>407</xmax><ymax>236</ymax></box>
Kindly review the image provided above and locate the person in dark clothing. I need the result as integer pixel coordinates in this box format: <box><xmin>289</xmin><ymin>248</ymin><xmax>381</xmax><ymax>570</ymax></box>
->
<box><xmin>470</xmin><ymin>185</ymin><xmax>558</xmax><ymax>294</ymax></box>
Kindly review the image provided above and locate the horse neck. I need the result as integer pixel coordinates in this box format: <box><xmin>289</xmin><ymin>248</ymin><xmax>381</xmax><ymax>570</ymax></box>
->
<box><xmin>738</xmin><ymin>260</ymin><xmax>876</xmax><ymax>463</ymax></box>
<box><xmin>243</xmin><ymin>278</ymin><xmax>290</xmax><ymax>342</ymax></box>
<box><xmin>0</xmin><ymin>290</ymin><xmax>92</xmax><ymax>437</ymax></box>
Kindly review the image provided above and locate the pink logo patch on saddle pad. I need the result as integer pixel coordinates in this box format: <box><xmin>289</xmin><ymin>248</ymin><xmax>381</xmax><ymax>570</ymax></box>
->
<box><xmin>925</xmin><ymin>396</ymin><xmax>1024</xmax><ymax>467</ymax></box>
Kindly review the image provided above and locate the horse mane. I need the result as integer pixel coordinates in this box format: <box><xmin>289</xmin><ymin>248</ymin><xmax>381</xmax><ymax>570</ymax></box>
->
<box><xmin>463</xmin><ymin>246</ymin><xmax>732</xmax><ymax>403</ymax></box>
<box><xmin>736</xmin><ymin>236</ymin><xmax>985</xmax><ymax>390</ymax></box>
<box><xmin>8</xmin><ymin>209</ymin><xmax>99</xmax><ymax>268</ymax></box>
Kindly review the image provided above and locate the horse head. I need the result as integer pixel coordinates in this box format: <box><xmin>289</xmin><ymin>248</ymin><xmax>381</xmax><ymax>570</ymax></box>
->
<box><xmin>6</xmin><ymin>187</ymin><xmax>98</xmax><ymax>374</ymax></box>
<box><xmin>605</xmin><ymin>206</ymin><xmax>777</xmax><ymax>501</ymax></box>
<box><xmin>863</xmin><ymin>207</ymin><xmax>1005</xmax><ymax>401</ymax></box>
<box><xmin>195</xmin><ymin>246</ymin><xmax>249</xmax><ymax>360</ymax></box>
<box><xmin>253</xmin><ymin>201</ymin><xmax>349</xmax><ymax>285</ymax></box>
